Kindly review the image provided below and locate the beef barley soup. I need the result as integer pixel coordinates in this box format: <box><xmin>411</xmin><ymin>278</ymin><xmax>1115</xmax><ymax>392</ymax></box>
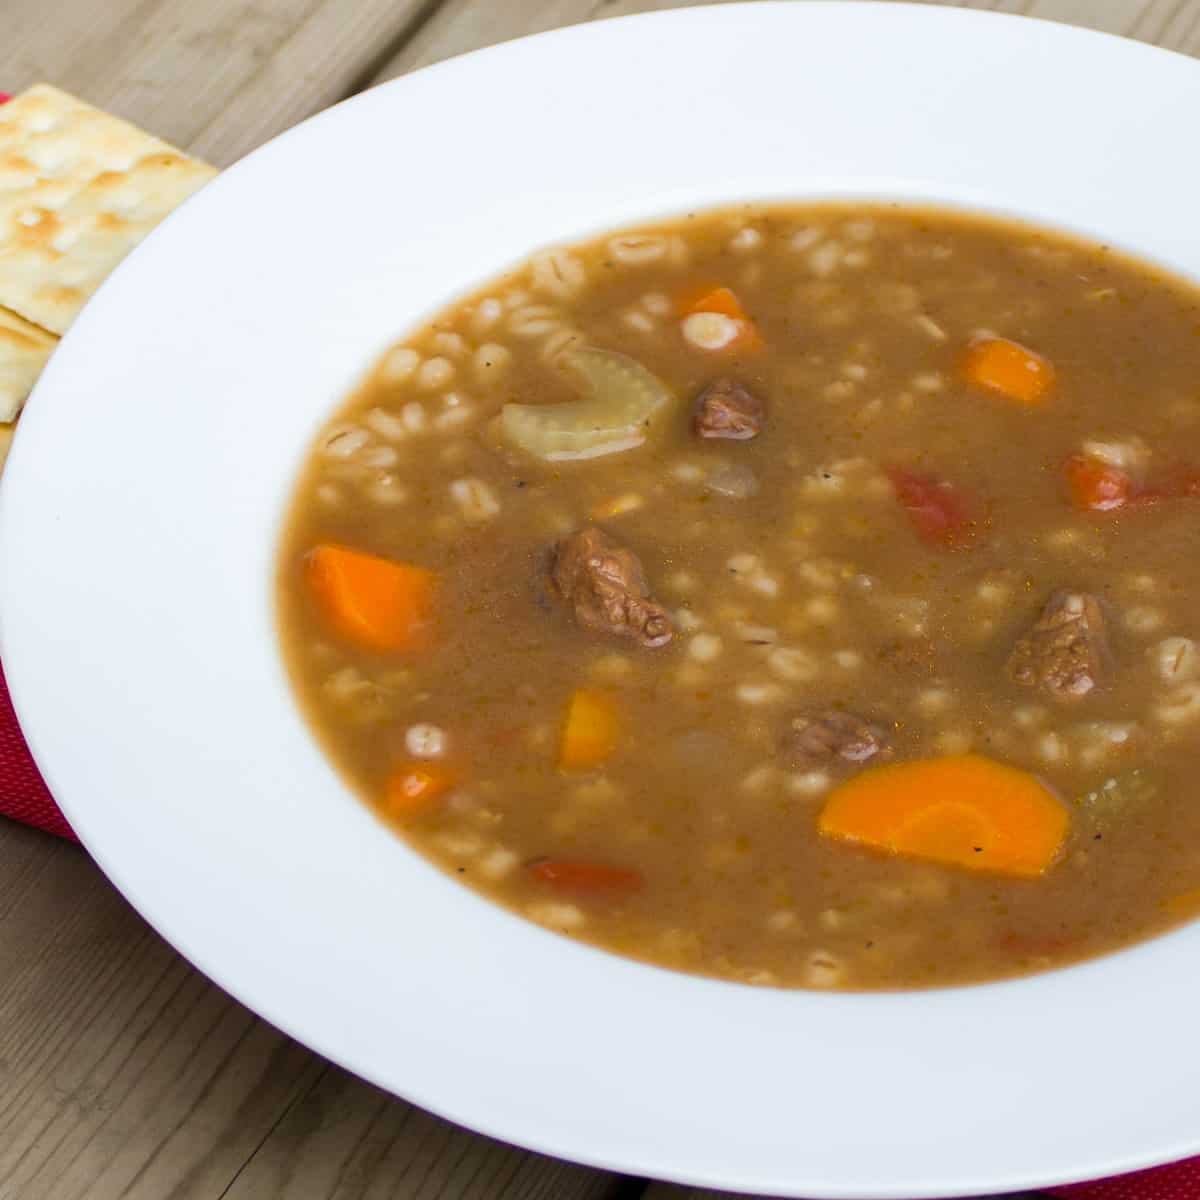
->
<box><xmin>278</xmin><ymin>203</ymin><xmax>1200</xmax><ymax>990</ymax></box>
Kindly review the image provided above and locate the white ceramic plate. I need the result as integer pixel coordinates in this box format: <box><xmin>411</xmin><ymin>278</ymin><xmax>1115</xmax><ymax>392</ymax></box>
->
<box><xmin>3</xmin><ymin>4</ymin><xmax>1200</xmax><ymax>1195</ymax></box>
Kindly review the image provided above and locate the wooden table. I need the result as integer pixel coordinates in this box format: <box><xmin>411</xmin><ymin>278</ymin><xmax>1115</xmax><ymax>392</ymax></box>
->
<box><xmin>1</xmin><ymin>1</ymin><xmax>1196</xmax><ymax>1196</ymax></box>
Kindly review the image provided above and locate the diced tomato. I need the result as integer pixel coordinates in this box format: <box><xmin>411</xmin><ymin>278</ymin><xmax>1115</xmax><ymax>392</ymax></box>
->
<box><xmin>885</xmin><ymin>466</ymin><xmax>980</xmax><ymax>549</ymax></box>
<box><xmin>528</xmin><ymin>859</ymin><xmax>643</xmax><ymax>895</ymax></box>
<box><xmin>0</xmin><ymin>94</ymin><xmax>10</xmax><ymax>105</ymax></box>
<box><xmin>1063</xmin><ymin>456</ymin><xmax>1132</xmax><ymax>512</ymax></box>
<box><xmin>1062</xmin><ymin>454</ymin><xmax>1200</xmax><ymax>512</ymax></box>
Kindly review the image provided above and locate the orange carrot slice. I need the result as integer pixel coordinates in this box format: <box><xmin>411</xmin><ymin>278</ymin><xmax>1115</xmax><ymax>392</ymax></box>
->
<box><xmin>818</xmin><ymin>754</ymin><xmax>1068</xmax><ymax>878</ymax></box>
<box><xmin>677</xmin><ymin>285</ymin><xmax>765</xmax><ymax>352</ymax></box>
<box><xmin>558</xmin><ymin>688</ymin><xmax>620</xmax><ymax>771</ymax></box>
<box><xmin>528</xmin><ymin>859</ymin><xmax>643</xmax><ymax>895</ymax></box>
<box><xmin>678</xmin><ymin>285</ymin><xmax>750</xmax><ymax>320</ymax></box>
<box><xmin>963</xmin><ymin>335</ymin><xmax>1055</xmax><ymax>404</ymax></box>
<box><xmin>307</xmin><ymin>544</ymin><xmax>436</xmax><ymax>653</ymax></box>
<box><xmin>384</xmin><ymin>762</ymin><xmax>456</xmax><ymax>817</ymax></box>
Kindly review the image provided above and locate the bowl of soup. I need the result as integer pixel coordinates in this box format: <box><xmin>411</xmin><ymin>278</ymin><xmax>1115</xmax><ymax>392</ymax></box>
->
<box><xmin>4</xmin><ymin>3</ymin><xmax>1200</xmax><ymax>1195</ymax></box>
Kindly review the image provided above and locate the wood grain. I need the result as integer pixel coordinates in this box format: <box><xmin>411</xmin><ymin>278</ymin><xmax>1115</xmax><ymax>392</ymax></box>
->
<box><xmin>0</xmin><ymin>0</ymin><xmax>436</xmax><ymax>166</ymax></box>
<box><xmin>0</xmin><ymin>819</ymin><xmax>629</xmax><ymax>1200</ymax></box>
<box><xmin>0</xmin><ymin>821</ymin><xmax>321</xmax><ymax>1200</ymax></box>
<box><xmin>374</xmin><ymin>0</ymin><xmax>1200</xmax><ymax>83</ymax></box>
<box><xmin>926</xmin><ymin>0</ymin><xmax>1200</xmax><ymax>52</ymax></box>
<box><xmin>221</xmin><ymin>1066</ymin><xmax>631</xmax><ymax>1200</ymax></box>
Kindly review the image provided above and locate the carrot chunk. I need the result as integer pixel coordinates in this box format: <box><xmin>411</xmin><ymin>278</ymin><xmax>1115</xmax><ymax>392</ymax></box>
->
<box><xmin>528</xmin><ymin>859</ymin><xmax>643</xmax><ymax>895</ymax></box>
<box><xmin>886</xmin><ymin>466</ymin><xmax>980</xmax><ymax>549</ymax></box>
<box><xmin>677</xmin><ymin>285</ymin><xmax>765</xmax><ymax>351</ymax></box>
<box><xmin>306</xmin><ymin>544</ymin><xmax>436</xmax><ymax>652</ymax></box>
<box><xmin>384</xmin><ymin>762</ymin><xmax>456</xmax><ymax>817</ymax></box>
<box><xmin>559</xmin><ymin>688</ymin><xmax>619</xmax><ymax>771</ymax></box>
<box><xmin>818</xmin><ymin>754</ymin><xmax>1069</xmax><ymax>878</ymax></box>
<box><xmin>679</xmin><ymin>285</ymin><xmax>750</xmax><ymax>321</ymax></box>
<box><xmin>963</xmin><ymin>336</ymin><xmax>1055</xmax><ymax>404</ymax></box>
<box><xmin>1063</xmin><ymin>456</ymin><xmax>1132</xmax><ymax>512</ymax></box>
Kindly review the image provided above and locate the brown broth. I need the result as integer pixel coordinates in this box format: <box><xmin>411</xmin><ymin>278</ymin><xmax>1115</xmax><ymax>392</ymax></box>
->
<box><xmin>278</xmin><ymin>203</ymin><xmax>1200</xmax><ymax>989</ymax></box>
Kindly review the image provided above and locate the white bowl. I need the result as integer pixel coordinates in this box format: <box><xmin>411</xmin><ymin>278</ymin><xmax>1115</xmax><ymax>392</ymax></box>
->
<box><xmin>3</xmin><ymin>4</ymin><xmax>1200</xmax><ymax>1195</ymax></box>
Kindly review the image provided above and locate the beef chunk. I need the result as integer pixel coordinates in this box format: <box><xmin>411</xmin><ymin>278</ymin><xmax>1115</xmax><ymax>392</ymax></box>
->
<box><xmin>549</xmin><ymin>526</ymin><xmax>674</xmax><ymax>647</ymax></box>
<box><xmin>780</xmin><ymin>710</ymin><xmax>892</xmax><ymax>770</ymax></box>
<box><xmin>692</xmin><ymin>377</ymin><xmax>764</xmax><ymax>441</ymax></box>
<box><xmin>1007</xmin><ymin>590</ymin><xmax>1111</xmax><ymax>701</ymax></box>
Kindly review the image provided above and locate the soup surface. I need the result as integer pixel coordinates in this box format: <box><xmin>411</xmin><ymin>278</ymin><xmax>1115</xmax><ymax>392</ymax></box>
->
<box><xmin>279</xmin><ymin>203</ymin><xmax>1200</xmax><ymax>990</ymax></box>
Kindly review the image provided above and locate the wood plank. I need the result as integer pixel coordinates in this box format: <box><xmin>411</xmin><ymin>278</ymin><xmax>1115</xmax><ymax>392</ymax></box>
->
<box><xmin>374</xmin><ymin>0</ymin><xmax>1200</xmax><ymax>84</ymax></box>
<box><xmin>221</xmin><ymin>1065</ymin><xmax>632</xmax><ymax>1200</ymax></box>
<box><xmin>0</xmin><ymin>821</ymin><xmax>322</xmax><ymax>1200</ymax></box>
<box><xmin>925</xmin><ymin>0</ymin><xmax>1200</xmax><ymax>53</ymax></box>
<box><xmin>0</xmin><ymin>815</ymin><xmax>62</xmax><ymax>922</ymax></box>
<box><xmin>0</xmin><ymin>0</ymin><xmax>435</xmax><ymax>166</ymax></box>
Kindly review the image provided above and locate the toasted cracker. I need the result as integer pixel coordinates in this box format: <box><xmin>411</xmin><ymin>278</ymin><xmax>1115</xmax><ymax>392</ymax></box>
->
<box><xmin>0</xmin><ymin>84</ymin><xmax>217</xmax><ymax>334</ymax></box>
<box><xmin>0</xmin><ymin>305</ymin><xmax>56</xmax><ymax>421</ymax></box>
<box><xmin>0</xmin><ymin>421</ymin><xmax>13</xmax><ymax>472</ymax></box>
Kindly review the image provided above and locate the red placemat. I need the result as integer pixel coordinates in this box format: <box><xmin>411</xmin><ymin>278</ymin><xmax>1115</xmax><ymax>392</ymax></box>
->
<box><xmin>0</xmin><ymin>664</ymin><xmax>76</xmax><ymax>840</ymax></box>
<box><xmin>1048</xmin><ymin>1165</ymin><xmax>1200</xmax><ymax>1199</ymax></box>
<box><xmin>0</xmin><ymin>82</ymin><xmax>1197</xmax><ymax>1200</ymax></box>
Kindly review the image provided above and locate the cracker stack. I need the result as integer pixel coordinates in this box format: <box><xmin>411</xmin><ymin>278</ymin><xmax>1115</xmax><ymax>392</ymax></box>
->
<box><xmin>0</xmin><ymin>85</ymin><xmax>217</xmax><ymax>469</ymax></box>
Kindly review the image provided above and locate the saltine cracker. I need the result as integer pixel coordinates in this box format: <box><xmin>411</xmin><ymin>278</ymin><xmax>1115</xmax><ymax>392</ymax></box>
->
<box><xmin>0</xmin><ymin>305</ymin><xmax>56</xmax><ymax>423</ymax></box>
<box><xmin>0</xmin><ymin>84</ymin><xmax>216</xmax><ymax>335</ymax></box>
